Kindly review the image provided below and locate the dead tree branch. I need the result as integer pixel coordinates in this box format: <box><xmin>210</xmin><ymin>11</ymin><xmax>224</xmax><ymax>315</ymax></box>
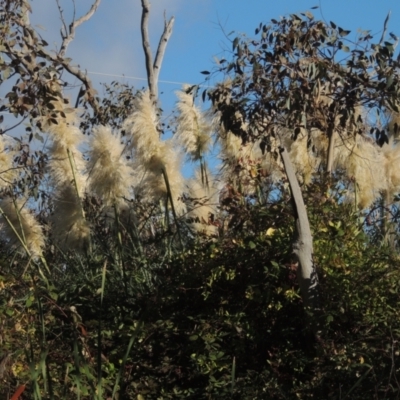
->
<box><xmin>153</xmin><ymin>13</ymin><xmax>174</xmax><ymax>88</ymax></box>
<box><xmin>140</xmin><ymin>0</ymin><xmax>174</xmax><ymax>102</ymax></box>
<box><xmin>20</xmin><ymin>24</ymin><xmax>100</xmax><ymax>114</ymax></box>
<box><xmin>59</xmin><ymin>0</ymin><xmax>101</xmax><ymax>57</ymax></box>
<box><xmin>141</xmin><ymin>0</ymin><xmax>156</xmax><ymax>100</ymax></box>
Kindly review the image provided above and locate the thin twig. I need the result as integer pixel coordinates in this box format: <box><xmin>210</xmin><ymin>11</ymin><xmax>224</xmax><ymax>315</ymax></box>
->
<box><xmin>55</xmin><ymin>0</ymin><xmax>68</xmax><ymax>41</ymax></box>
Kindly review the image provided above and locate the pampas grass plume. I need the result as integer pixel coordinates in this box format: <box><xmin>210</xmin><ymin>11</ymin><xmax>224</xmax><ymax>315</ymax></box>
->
<box><xmin>88</xmin><ymin>126</ymin><xmax>132</xmax><ymax>206</ymax></box>
<box><xmin>381</xmin><ymin>137</ymin><xmax>400</xmax><ymax>198</ymax></box>
<box><xmin>0</xmin><ymin>197</ymin><xmax>45</xmax><ymax>257</ymax></box>
<box><xmin>187</xmin><ymin>168</ymin><xmax>219</xmax><ymax>236</ymax></box>
<box><xmin>174</xmin><ymin>88</ymin><xmax>211</xmax><ymax>161</ymax></box>
<box><xmin>46</xmin><ymin>98</ymin><xmax>87</xmax><ymax>196</ymax></box>
<box><xmin>124</xmin><ymin>91</ymin><xmax>186</xmax><ymax>214</ymax></box>
<box><xmin>123</xmin><ymin>91</ymin><xmax>164</xmax><ymax>172</ymax></box>
<box><xmin>334</xmin><ymin>135</ymin><xmax>385</xmax><ymax>209</ymax></box>
<box><xmin>0</xmin><ymin>136</ymin><xmax>18</xmax><ymax>191</ymax></box>
<box><xmin>50</xmin><ymin>184</ymin><xmax>90</xmax><ymax>251</ymax></box>
<box><xmin>289</xmin><ymin>130</ymin><xmax>319</xmax><ymax>184</ymax></box>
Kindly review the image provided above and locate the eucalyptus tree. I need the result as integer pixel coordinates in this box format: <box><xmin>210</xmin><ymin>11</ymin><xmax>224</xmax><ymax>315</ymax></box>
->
<box><xmin>206</xmin><ymin>10</ymin><xmax>400</xmax><ymax>326</ymax></box>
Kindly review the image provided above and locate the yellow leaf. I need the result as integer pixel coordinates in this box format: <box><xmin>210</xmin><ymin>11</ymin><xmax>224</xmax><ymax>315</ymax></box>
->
<box><xmin>266</xmin><ymin>227</ymin><xmax>275</xmax><ymax>237</ymax></box>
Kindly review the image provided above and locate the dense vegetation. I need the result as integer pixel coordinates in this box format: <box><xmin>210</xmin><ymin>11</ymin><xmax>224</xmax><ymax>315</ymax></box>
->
<box><xmin>2</xmin><ymin>178</ymin><xmax>400</xmax><ymax>399</ymax></box>
<box><xmin>1</xmin><ymin>1</ymin><xmax>400</xmax><ymax>399</ymax></box>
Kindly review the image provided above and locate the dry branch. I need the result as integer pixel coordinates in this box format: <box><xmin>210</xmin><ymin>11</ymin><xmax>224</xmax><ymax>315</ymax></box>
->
<box><xmin>140</xmin><ymin>0</ymin><xmax>174</xmax><ymax>102</ymax></box>
<box><xmin>17</xmin><ymin>22</ymin><xmax>100</xmax><ymax>114</ymax></box>
<box><xmin>141</xmin><ymin>0</ymin><xmax>156</xmax><ymax>100</ymax></box>
<box><xmin>153</xmin><ymin>13</ymin><xmax>175</xmax><ymax>88</ymax></box>
<box><xmin>59</xmin><ymin>0</ymin><xmax>102</xmax><ymax>57</ymax></box>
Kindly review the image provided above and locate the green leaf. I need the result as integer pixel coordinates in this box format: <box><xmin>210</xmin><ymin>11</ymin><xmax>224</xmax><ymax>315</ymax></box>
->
<box><xmin>271</xmin><ymin>261</ymin><xmax>279</xmax><ymax>268</ymax></box>
<box><xmin>34</xmin><ymin>133</ymin><xmax>44</xmax><ymax>143</ymax></box>
<box><xmin>248</xmin><ymin>241</ymin><xmax>256</xmax><ymax>249</ymax></box>
<box><xmin>26</xmin><ymin>296</ymin><xmax>34</xmax><ymax>308</ymax></box>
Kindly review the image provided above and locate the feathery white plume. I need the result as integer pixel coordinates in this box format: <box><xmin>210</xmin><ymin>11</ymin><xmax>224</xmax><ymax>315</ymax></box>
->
<box><xmin>187</xmin><ymin>167</ymin><xmax>219</xmax><ymax>236</ymax></box>
<box><xmin>87</xmin><ymin>125</ymin><xmax>132</xmax><ymax>206</ymax></box>
<box><xmin>289</xmin><ymin>129</ymin><xmax>320</xmax><ymax>184</ymax></box>
<box><xmin>46</xmin><ymin>99</ymin><xmax>86</xmax><ymax>192</ymax></box>
<box><xmin>334</xmin><ymin>135</ymin><xmax>385</xmax><ymax>209</ymax></box>
<box><xmin>0</xmin><ymin>136</ymin><xmax>18</xmax><ymax>191</ymax></box>
<box><xmin>50</xmin><ymin>184</ymin><xmax>90</xmax><ymax>251</ymax></box>
<box><xmin>0</xmin><ymin>197</ymin><xmax>45</xmax><ymax>257</ymax></box>
<box><xmin>45</xmin><ymin>99</ymin><xmax>89</xmax><ymax>250</ymax></box>
<box><xmin>124</xmin><ymin>91</ymin><xmax>186</xmax><ymax>214</ymax></box>
<box><xmin>174</xmin><ymin>88</ymin><xmax>211</xmax><ymax>161</ymax></box>
<box><xmin>381</xmin><ymin>137</ymin><xmax>400</xmax><ymax>198</ymax></box>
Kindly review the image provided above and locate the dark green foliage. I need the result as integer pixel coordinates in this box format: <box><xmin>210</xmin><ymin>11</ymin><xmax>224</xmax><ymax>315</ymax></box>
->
<box><xmin>2</xmin><ymin>180</ymin><xmax>400</xmax><ymax>399</ymax></box>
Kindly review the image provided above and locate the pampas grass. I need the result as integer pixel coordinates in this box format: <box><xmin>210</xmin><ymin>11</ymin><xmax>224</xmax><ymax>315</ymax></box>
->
<box><xmin>124</xmin><ymin>91</ymin><xmax>186</xmax><ymax>215</ymax></box>
<box><xmin>218</xmin><ymin>129</ymin><xmax>284</xmax><ymax>193</ymax></box>
<box><xmin>123</xmin><ymin>91</ymin><xmax>164</xmax><ymax>172</ymax></box>
<box><xmin>50</xmin><ymin>184</ymin><xmax>90</xmax><ymax>251</ymax></box>
<box><xmin>381</xmin><ymin>137</ymin><xmax>400</xmax><ymax>199</ymax></box>
<box><xmin>186</xmin><ymin>168</ymin><xmax>219</xmax><ymax>236</ymax></box>
<box><xmin>334</xmin><ymin>135</ymin><xmax>385</xmax><ymax>209</ymax></box>
<box><xmin>289</xmin><ymin>130</ymin><xmax>320</xmax><ymax>184</ymax></box>
<box><xmin>174</xmin><ymin>88</ymin><xmax>211</xmax><ymax>161</ymax></box>
<box><xmin>0</xmin><ymin>135</ymin><xmax>18</xmax><ymax>191</ymax></box>
<box><xmin>87</xmin><ymin>125</ymin><xmax>132</xmax><ymax>207</ymax></box>
<box><xmin>0</xmin><ymin>197</ymin><xmax>45</xmax><ymax>257</ymax></box>
<box><xmin>45</xmin><ymin>98</ymin><xmax>89</xmax><ymax>250</ymax></box>
<box><xmin>46</xmin><ymin>99</ymin><xmax>86</xmax><ymax>192</ymax></box>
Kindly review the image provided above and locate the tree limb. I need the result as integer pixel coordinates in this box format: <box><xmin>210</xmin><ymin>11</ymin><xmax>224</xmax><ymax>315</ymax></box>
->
<box><xmin>153</xmin><ymin>13</ymin><xmax>174</xmax><ymax>89</ymax></box>
<box><xmin>140</xmin><ymin>0</ymin><xmax>174</xmax><ymax>102</ymax></box>
<box><xmin>55</xmin><ymin>0</ymin><xmax>68</xmax><ymax>42</ymax></box>
<box><xmin>16</xmin><ymin>22</ymin><xmax>100</xmax><ymax>114</ymax></box>
<box><xmin>33</xmin><ymin>47</ymin><xmax>99</xmax><ymax>114</ymax></box>
<box><xmin>59</xmin><ymin>0</ymin><xmax>101</xmax><ymax>57</ymax></box>
<box><xmin>141</xmin><ymin>0</ymin><xmax>157</xmax><ymax>101</ymax></box>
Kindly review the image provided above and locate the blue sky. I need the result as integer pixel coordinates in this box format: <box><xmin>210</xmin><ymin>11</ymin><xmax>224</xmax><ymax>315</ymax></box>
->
<box><xmin>27</xmin><ymin>0</ymin><xmax>400</xmax><ymax>112</ymax></box>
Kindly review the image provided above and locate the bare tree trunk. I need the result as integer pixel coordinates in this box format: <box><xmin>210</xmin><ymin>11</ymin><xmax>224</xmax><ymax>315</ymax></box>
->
<box><xmin>140</xmin><ymin>0</ymin><xmax>174</xmax><ymax>102</ymax></box>
<box><xmin>280</xmin><ymin>146</ymin><xmax>319</xmax><ymax>314</ymax></box>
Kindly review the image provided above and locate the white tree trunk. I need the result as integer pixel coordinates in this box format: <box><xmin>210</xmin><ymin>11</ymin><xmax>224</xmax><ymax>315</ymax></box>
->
<box><xmin>279</xmin><ymin>146</ymin><xmax>319</xmax><ymax>312</ymax></box>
